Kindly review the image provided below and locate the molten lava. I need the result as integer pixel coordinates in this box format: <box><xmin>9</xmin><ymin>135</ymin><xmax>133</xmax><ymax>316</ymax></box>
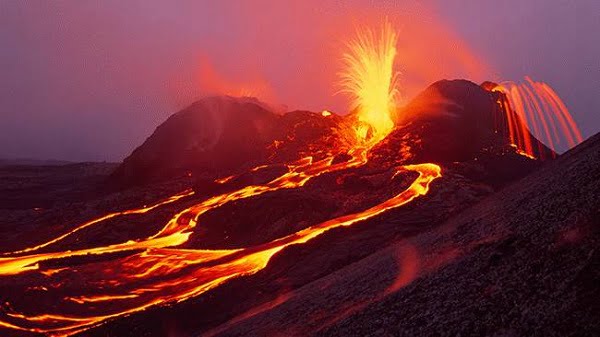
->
<box><xmin>339</xmin><ymin>20</ymin><xmax>399</xmax><ymax>145</ymax></box>
<box><xmin>0</xmin><ymin>151</ymin><xmax>441</xmax><ymax>336</ymax></box>
<box><xmin>491</xmin><ymin>77</ymin><xmax>583</xmax><ymax>158</ymax></box>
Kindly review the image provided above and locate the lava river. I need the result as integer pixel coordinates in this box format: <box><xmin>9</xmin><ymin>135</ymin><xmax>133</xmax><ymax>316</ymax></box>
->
<box><xmin>0</xmin><ymin>145</ymin><xmax>441</xmax><ymax>336</ymax></box>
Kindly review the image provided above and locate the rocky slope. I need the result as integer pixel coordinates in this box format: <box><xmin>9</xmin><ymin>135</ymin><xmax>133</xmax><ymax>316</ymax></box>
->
<box><xmin>209</xmin><ymin>133</ymin><xmax>600</xmax><ymax>337</ymax></box>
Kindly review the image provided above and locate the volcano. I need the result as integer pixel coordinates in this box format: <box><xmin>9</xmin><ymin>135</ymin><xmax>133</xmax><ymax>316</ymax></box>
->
<box><xmin>0</xmin><ymin>73</ymin><xmax>597</xmax><ymax>337</ymax></box>
<box><xmin>111</xmin><ymin>79</ymin><xmax>552</xmax><ymax>188</ymax></box>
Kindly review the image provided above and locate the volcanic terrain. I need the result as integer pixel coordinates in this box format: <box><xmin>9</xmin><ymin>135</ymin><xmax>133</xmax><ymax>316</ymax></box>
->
<box><xmin>0</xmin><ymin>78</ymin><xmax>597</xmax><ymax>337</ymax></box>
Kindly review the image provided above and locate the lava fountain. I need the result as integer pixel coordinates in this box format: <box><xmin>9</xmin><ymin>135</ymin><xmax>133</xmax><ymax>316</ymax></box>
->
<box><xmin>338</xmin><ymin>20</ymin><xmax>399</xmax><ymax>145</ymax></box>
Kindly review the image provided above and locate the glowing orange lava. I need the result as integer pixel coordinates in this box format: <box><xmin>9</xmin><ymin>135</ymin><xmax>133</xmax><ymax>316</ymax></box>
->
<box><xmin>0</xmin><ymin>149</ymin><xmax>441</xmax><ymax>336</ymax></box>
<box><xmin>338</xmin><ymin>20</ymin><xmax>399</xmax><ymax>145</ymax></box>
<box><xmin>2</xmin><ymin>190</ymin><xmax>195</xmax><ymax>257</ymax></box>
<box><xmin>492</xmin><ymin>77</ymin><xmax>583</xmax><ymax>158</ymax></box>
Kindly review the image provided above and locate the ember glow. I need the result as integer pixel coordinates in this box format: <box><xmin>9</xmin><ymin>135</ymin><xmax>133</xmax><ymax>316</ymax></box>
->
<box><xmin>339</xmin><ymin>20</ymin><xmax>399</xmax><ymax>144</ymax></box>
<box><xmin>492</xmin><ymin>77</ymin><xmax>583</xmax><ymax>158</ymax></box>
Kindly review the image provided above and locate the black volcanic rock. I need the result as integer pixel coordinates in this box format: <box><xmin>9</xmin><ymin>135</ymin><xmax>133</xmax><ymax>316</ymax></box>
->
<box><xmin>110</xmin><ymin>97</ymin><xmax>278</xmax><ymax>186</ymax></box>
<box><xmin>3</xmin><ymin>80</ymin><xmax>591</xmax><ymax>337</ymax></box>
<box><xmin>70</xmin><ymin>80</ymin><xmax>573</xmax><ymax>337</ymax></box>
<box><xmin>72</xmin><ymin>132</ymin><xmax>599</xmax><ymax>337</ymax></box>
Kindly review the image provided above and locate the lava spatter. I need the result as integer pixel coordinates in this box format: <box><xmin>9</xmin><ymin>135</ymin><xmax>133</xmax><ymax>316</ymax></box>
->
<box><xmin>490</xmin><ymin>77</ymin><xmax>583</xmax><ymax>158</ymax></box>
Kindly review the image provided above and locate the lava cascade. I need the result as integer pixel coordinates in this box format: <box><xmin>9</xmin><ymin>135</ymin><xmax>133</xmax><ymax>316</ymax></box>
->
<box><xmin>490</xmin><ymin>77</ymin><xmax>583</xmax><ymax>158</ymax></box>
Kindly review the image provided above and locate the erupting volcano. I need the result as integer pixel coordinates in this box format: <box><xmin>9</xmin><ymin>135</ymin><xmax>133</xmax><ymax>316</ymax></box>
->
<box><xmin>1</xmin><ymin>16</ymin><xmax>598</xmax><ymax>337</ymax></box>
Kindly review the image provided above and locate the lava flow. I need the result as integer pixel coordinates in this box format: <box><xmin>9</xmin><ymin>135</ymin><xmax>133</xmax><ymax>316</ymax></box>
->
<box><xmin>490</xmin><ymin>77</ymin><xmax>583</xmax><ymax>158</ymax></box>
<box><xmin>0</xmin><ymin>22</ymin><xmax>444</xmax><ymax>337</ymax></box>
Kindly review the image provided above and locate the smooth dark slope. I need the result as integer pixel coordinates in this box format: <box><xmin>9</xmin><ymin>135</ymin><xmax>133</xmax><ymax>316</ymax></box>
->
<box><xmin>210</xmin><ymin>132</ymin><xmax>600</xmax><ymax>337</ymax></box>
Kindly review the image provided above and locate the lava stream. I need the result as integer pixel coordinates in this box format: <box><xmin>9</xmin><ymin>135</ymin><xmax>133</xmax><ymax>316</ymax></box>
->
<box><xmin>0</xmin><ymin>158</ymin><xmax>440</xmax><ymax>336</ymax></box>
<box><xmin>0</xmin><ymin>147</ymin><xmax>366</xmax><ymax>276</ymax></box>
<box><xmin>2</xmin><ymin>190</ymin><xmax>195</xmax><ymax>256</ymax></box>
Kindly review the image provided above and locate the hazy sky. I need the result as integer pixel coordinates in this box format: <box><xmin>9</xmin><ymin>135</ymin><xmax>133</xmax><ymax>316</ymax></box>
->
<box><xmin>1</xmin><ymin>0</ymin><xmax>598</xmax><ymax>162</ymax></box>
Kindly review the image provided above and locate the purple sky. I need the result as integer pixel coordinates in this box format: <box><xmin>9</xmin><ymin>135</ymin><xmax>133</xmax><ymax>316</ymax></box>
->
<box><xmin>1</xmin><ymin>0</ymin><xmax>598</xmax><ymax>162</ymax></box>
